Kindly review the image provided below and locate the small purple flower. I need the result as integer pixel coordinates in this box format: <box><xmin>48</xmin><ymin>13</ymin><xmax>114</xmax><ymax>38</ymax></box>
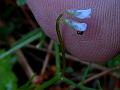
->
<box><xmin>64</xmin><ymin>8</ymin><xmax>92</xmax><ymax>33</ymax></box>
<box><xmin>64</xmin><ymin>19</ymin><xmax>87</xmax><ymax>32</ymax></box>
<box><xmin>66</xmin><ymin>8</ymin><xmax>92</xmax><ymax>19</ymax></box>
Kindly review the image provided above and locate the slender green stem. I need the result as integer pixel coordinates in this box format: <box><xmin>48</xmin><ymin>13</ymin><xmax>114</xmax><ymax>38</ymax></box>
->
<box><xmin>79</xmin><ymin>85</ymin><xmax>100</xmax><ymax>90</ymax></box>
<box><xmin>35</xmin><ymin>76</ymin><xmax>59</xmax><ymax>90</ymax></box>
<box><xmin>18</xmin><ymin>75</ymin><xmax>36</xmax><ymax>90</ymax></box>
<box><xmin>0</xmin><ymin>29</ymin><xmax>42</xmax><ymax>59</ymax></box>
<box><xmin>63</xmin><ymin>77</ymin><xmax>81</xmax><ymax>89</ymax></box>
<box><xmin>67</xmin><ymin>82</ymin><xmax>100</xmax><ymax>90</ymax></box>
<box><xmin>54</xmin><ymin>43</ymin><xmax>62</xmax><ymax>74</ymax></box>
<box><xmin>81</xmin><ymin>64</ymin><xmax>92</xmax><ymax>82</ymax></box>
<box><xmin>56</xmin><ymin>13</ymin><xmax>66</xmax><ymax>74</ymax></box>
<box><xmin>95</xmin><ymin>80</ymin><xmax>103</xmax><ymax>90</ymax></box>
<box><xmin>63</xmin><ymin>77</ymin><xmax>96</xmax><ymax>90</ymax></box>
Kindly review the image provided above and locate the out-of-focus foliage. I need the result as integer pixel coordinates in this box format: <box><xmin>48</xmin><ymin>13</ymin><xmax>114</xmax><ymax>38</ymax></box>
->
<box><xmin>0</xmin><ymin>28</ymin><xmax>42</xmax><ymax>59</ymax></box>
<box><xmin>18</xmin><ymin>78</ymin><xmax>35</xmax><ymax>90</ymax></box>
<box><xmin>107</xmin><ymin>54</ymin><xmax>120</xmax><ymax>68</ymax></box>
<box><xmin>0</xmin><ymin>22</ymin><xmax>15</xmax><ymax>40</ymax></box>
<box><xmin>65</xmin><ymin>67</ymin><xmax>74</xmax><ymax>74</ymax></box>
<box><xmin>0</xmin><ymin>50</ymin><xmax>17</xmax><ymax>90</ymax></box>
<box><xmin>0</xmin><ymin>5</ymin><xmax>15</xmax><ymax>20</ymax></box>
<box><xmin>16</xmin><ymin>0</ymin><xmax>26</xmax><ymax>6</ymax></box>
<box><xmin>0</xmin><ymin>0</ymin><xmax>44</xmax><ymax>89</ymax></box>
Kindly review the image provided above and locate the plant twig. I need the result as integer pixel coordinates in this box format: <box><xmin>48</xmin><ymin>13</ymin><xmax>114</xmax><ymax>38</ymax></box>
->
<box><xmin>27</xmin><ymin>45</ymin><xmax>120</xmax><ymax>79</ymax></box>
<box><xmin>21</xmin><ymin>7</ymin><xmax>37</xmax><ymax>28</ymax></box>
<box><xmin>41</xmin><ymin>40</ymin><xmax>54</xmax><ymax>75</ymax></box>
<box><xmin>82</xmin><ymin>65</ymin><xmax>120</xmax><ymax>84</ymax></box>
<box><xmin>26</xmin><ymin>46</ymin><xmax>116</xmax><ymax>71</ymax></box>
<box><xmin>7</xmin><ymin>36</ymin><xmax>38</xmax><ymax>83</ymax></box>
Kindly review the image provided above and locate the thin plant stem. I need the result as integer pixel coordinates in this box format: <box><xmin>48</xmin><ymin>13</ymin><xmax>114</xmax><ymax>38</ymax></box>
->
<box><xmin>0</xmin><ymin>29</ymin><xmax>42</xmax><ymax>59</ymax></box>
<box><xmin>81</xmin><ymin>64</ymin><xmax>92</xmax><ymax>82</ymax></box>
<box><xmin>35</xmin><ymin>76</ymin><xmax>59</xmax><ymax>90</ymax></box>
<box><xmin>63</xmin><ymin>77</ymin><xmax>81</xmax><ymax>89</ymax></box>
<box><xmin>56</xmin><ymin>13</ymin><xmax>66</xmax><ymax>74</ymax></box>
<box><xmin>54</xmin><ymin>43</ymin><xmax>62</xmax><ymax>74</ymax></box>
<box><xmin>41</xmin><ymin>40</ymin><xmax>54</xmax><ymax>75</ymax></box>
<box><xmin>7</xmin><ymin>36</ymin><xmax>37</xmax><ymax>82</ymax></box>
<box><xmin>79</xmin><ymin>85</ymin><xmax>100</xmax><ymax>90</ymax></box>
<box><xmin>63</xmin><ymin>77</ymin><xmax>99</xmax><ymax>90</ymax></box>
<box><xmin>27</xmin><ymin>45</ymin><xmax>120</xmax><ymax>78</ymax></box>
<box><xmin>96</xmin><ymin>80</ymin><xmax>103</xmax><ymax>90</ymax></box>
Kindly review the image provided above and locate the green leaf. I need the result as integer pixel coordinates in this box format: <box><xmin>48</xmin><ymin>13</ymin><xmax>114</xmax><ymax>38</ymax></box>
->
<box><xmin>16</xmin><ymin>0</ymin><xmax>27</xmax><ymax>6</ymax></box>
<box><xmin>0</xmin><ymin>50</ymin><xmax>17</xmax><ymax>90</ymax></box>
<box><xmin>0</xmin><ymin>28</ymin><xmax>42</xmax><ymax>59</ymax></box>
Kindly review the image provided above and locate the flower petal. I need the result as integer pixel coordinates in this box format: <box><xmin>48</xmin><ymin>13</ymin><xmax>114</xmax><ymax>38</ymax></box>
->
<box><xmin>64</xmin><ymin>19</ymin><xmax>87</xmax><ymax>32</ymax></box>
<box><xmin>66</xmin><ymin>8</ymin><xmax>92</xmax><ymax>19</ymax></box>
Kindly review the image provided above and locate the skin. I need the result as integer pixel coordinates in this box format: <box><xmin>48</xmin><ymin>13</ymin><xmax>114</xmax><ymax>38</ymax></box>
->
<box><xmin>27</xmin><ymin>0</ymin><xmax>120</xmax><ymax>63</ymax></box>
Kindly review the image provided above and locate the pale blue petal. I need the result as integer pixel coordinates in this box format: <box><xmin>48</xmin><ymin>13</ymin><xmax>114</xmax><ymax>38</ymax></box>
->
<box><xmin>66</xmin><ymin>8</ymin><xmax>92</xmax><ymax>19</ymax></box>
<box><xmin>64</xmin><ymin>19</ymin><xmax>87</xmax><ymax>32</ymax></box>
